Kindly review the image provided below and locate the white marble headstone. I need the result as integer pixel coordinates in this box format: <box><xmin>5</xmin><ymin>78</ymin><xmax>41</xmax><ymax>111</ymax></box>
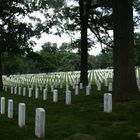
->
<box><xmin>14</xmin><ymin>86</ymin><xmax>17</xmax><ymax>94</ymax></box>
<box><xmin>104</xmin><ymin>93</ymin><xmax>112</xmax><ymax>113</ymax></box>
<box><xmin>29</xmin><ymin>88</ymin><xmax>32</xmax><ymax>97</ymax></box>
<box><xmin>97</xmin><ymin>83</ymin><xmax>101</xmax><ymax>91</ymax></box>
<box><xmin>35</xmin><ymin>88</ymin><xmax>39</xmax><ymax>99</ymax></box>
<box><xmin>35</xmin><ymin>108</ymin><xmax>45</xmax><ymax>138</ymax></box>
<box><xmin>66</xmin><ymin>84</ymin><xmax>69</xmax><ymax>92</ymax></box>
<box><xmin>53</xmin><ymin>89</ymin><xmax>58</xmax><ymax>102</ymax></box>
<box><xmin>23</xmin><ymin>87</ymin><xmax>26</xmax><ymax>96</ymax></box>
<box><xmin>80</xmin><ymin>83</ymin><xmax>83</xmax><ymax>89</ymax></box>
<box><xmin>11</xmin><ymin>87</ymin><xmax>14</xmax><ymax>94</ymax></box>
<box><xmin>66</xmin><ymin>90</ymin><xmax>71</xmax><ymax>105</ymax></box>
<box><xmin>86</xmin><ymin>86</ymin><xmax>90</xmax><ymax>95</ymax></box>
<box><xmin>18</xmin><ymin>87</ymin><xmax>22</xmax><ymax>95</ymax></box>
<box><xmin>18</xmin><ymin>103</ymin><xmax>26</xmax><ymax>127</ymax></box>
<box><xmin>1</xmin><ymin>97</ymin><xmax>5</xmax><ymax>114</ymax></box>
<box><xmin>75</xmin><ymin>85</ymin><xmax>79</xmax><ymax>95</ymax></box>
<box><xmin>8</xmin><ymin>99</ymin><xmax>13</xmax><ymax>118</ymax></box>
<box><xmin>43</xmin><ymin>89</ymin><xmax>47</xmax><ymax>100</ymax></box>
<box><xmin>108</xmin><ymin>83</ymin><xmax>112</xmax><ymax>91</ymax></box>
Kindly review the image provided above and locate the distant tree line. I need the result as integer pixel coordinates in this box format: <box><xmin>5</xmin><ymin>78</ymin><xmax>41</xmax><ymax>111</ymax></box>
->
<box><xmin>2</xmin><ymin>31</ymin><xmax>140</xmax><ymax>75</ymax></box>
<box><xmin>2</xmin><ymin>41</ymin><xmax>111</xmax><ymax>75</ymax></box>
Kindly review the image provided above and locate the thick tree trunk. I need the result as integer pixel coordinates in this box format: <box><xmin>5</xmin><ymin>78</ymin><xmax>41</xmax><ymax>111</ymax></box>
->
<box><xmin>80</xmin><ymin>17</ymin><xmax>88</xmax><ymax>86</ymax></box>
<box><xmin>79</xmin><ymin>0</ymin><xmax>90</xmax><ymax>86</ymax></box>
<box><xmin>113</xmin><ymin>0</ymin><xmax>139</xmax><ymax>101</ymax></box>
<box><xmin>0</xmin><ymin>52</ymin><xmax>3</xmax><ymax>92</ymax></box>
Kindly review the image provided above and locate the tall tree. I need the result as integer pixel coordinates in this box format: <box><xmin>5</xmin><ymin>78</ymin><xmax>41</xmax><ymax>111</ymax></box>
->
<box><xmin>53</xmin><ymin>0</ymin><xmax>112</xmax><ymax>86</ymax></box>
<box><xmin>0</xmin><ymin>0</ymin><xmax>36</xmax><ymax>91</ymax></box>
<box><xmin>79</xmin><ymin>0</ymin><xmax>91</xmax><ymax>86</ymax></box>
<box><xmin>112</xmin><ymin>0</ymin><xmax>139</xmax><ymax>101</ymax></box>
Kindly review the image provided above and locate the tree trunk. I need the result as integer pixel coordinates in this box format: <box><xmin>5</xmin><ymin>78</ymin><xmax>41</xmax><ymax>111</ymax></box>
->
<box><xmin>0</xmin><ymin>52</ymin><xmax>3</xmax><ymax>92</ymax></box>
<box><xmin>113</xmin><ymin>0</ymin><xmax>139</xmax><ymax>101</ymax></box>
<box><xmin>79</xmin><ymin>0</ymin><xmax>91</xmax><ymax>86</ymax></box>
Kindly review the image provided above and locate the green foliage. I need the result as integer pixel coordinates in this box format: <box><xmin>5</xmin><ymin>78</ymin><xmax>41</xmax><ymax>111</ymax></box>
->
<box><xmin>42</xmin><ymin>0</ymin><xmax>140</xmax><ymax>51</ymax></box>
<box><xmin>41</xmin><ymin>42</ymin><xmax>58</xmax><ymax>53</ymax></box>
<box><xmin>134</xmin><ymin>33</ymin><xmax>140</xmax><ymax>66</ymax></box>
<box><xmin>2</xmin><ymin>42</ymin><xmax>95</xmax><ymax>74</ymax></box>
<box><xmin>59</xmin><ymin>53</ymin><xmax>80</xmax><ymax>71</ymax></box>
<box><xmin>2</xmin><ymin>54</ymin><xmax>25</xmax><ymax>75</ymax></box>
<box><xmin>0</xmin><ymin>0</ymin><xmax>37</xmax><ymax>55</ymax></box>
<box><xmin>2</xmin><ymin>53</ymin><xmax>40</xmax><ymax>74</ymax></box>
<box><xmin>48</xmin><ymin>0</ymin><xmax>113</xmax><ymax>50</ymax></box>
<box><xmin>36</xmin><ymin>0</ymin><xmax>65</xmax><ymax>9</ymax></box>
<box><xmin>93</xmin><ymin>51</ymin><xmax>113</xmax><ymax>69</ymax></box>
<box><xmin>88</xmin><ymin>55</ymin><xmax>95</xmax><ymax>69</ymax></box>
<box><xmin>59</xmin><ymin>43</ymin><xmax>73</xmax><ymax>52</ymax></box>
<box><xmin>39</xmin><ymin>52</ymin><xmax>58</xmax><ymax>72</ymax></box>
<box><xmin>133</xmin><ymin>0</ymin><xmax>140</xmax><ymax>29</ymax></box>
<box><xmin>39</xmin><ymin>42</ymin><xmax>95</xmax><ymax>72</ymax></box>
<box><xmin>1</xmin><ymin>41</ymin><xmax>116</xmax><ymax>74</ymax></box>
<box><xmin>39</xmin><ymin>42</ymin><xmax>81</xmax><ymax>72</ymax></box>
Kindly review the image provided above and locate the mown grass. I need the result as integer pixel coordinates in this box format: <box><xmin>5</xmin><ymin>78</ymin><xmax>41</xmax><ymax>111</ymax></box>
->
<box><xmin>0</xmin><ymin>85</ymin><xmax>140</xmax><ymax>140</ymax></box>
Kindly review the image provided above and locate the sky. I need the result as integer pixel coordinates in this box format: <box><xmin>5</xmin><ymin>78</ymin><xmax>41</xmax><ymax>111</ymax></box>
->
<box><xmin>29</xmin><ymin>0</ymin><xmax>102</xmax><ymax>56</ymax></box>
<box><xmin>32</xmin><ymin>32</ymin><xmax>102</xmax><ymax>56</ymax></box>
<box><xmin>24</xmin><ymin>0</ymin><xmax>140</xmax><ymax>56</ymax></box>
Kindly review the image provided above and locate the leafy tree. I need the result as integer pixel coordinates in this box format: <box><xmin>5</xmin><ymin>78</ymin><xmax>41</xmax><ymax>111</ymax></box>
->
<box><xmin>25</xmin><ymin>51</ymin><xmax>42</xmax><ymax>73</ymax></box>
<box><xmin>41</xmin><ymin>42</ymin><xmax>58</xmax><ymax>53</ymax></box>
<box><xmin>46</xmin><ymin>0</ymin><xmax>113</xmax><ymax>86</ymax></box>
<box><xmin>2</xmin><ymin>52</ymin><xmax>41</xmax><ymax>75</ymax></box>
<box><xmin>39</xmin><ymin>42</ymin><xmax>58</xmax><ymax>72</ymax></box>
<box><xmin>0</xmin><ymin>0</ymin><xmax>65</xmax><ymax>90</ymax></box>
<box><xmin>59</xmin><ymin>53</ymin><xmax>80</xmax><ymax>71</ymax></box>
<box><xmin>88</xmin><ymin>55</ymin><xmax>95</xmax><ymax>69</ymax></box>
<box><xmin>59</xmin><ymin>43</ymin><xmax>73</xmax><ymax>52</ymax></box>
<box><xmin>39</xmin><ymin>52</ymin><xmax>58</xmax><ymax>72</ymax></box>
<box><xmin>48</xmin><ymin>0</ymin><xmax>140</xmax><ymax>87</ymax></box>
<box><xmin>39</xmin><ymin>42</ymin><xmax>79</xmax><ymax>72</ymax></box>
<box><xmin>0</xmin><ymin>0</ymin><xmax>39</xmax><ymax>91</ymax></box>
<box><xmin>93</xmin><ymin>52</ymin><xmax>113</xmax><ymax>69</ymax></box>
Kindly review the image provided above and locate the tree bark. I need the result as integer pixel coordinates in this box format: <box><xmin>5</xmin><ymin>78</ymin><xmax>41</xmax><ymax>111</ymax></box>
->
<box><xmin>113</xmin><ymin>0</ymin><xmax>139</xmax><ymax>101</ymax></box>
<box><xmin>79</xmin><ymin>0</ymin><xmax>91</xmax><ymax>86</ymax></box>
<box><xmin>0</xmin><ymin>52</ymin><xmax>3</xmax><ymax>92</ymax></box>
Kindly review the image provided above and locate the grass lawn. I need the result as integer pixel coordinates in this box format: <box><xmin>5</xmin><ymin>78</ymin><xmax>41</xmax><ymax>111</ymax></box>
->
<box><xmin>0</xmin><ymin>85</ymin><xmax>140</xmax><ymax>140</ymax></box>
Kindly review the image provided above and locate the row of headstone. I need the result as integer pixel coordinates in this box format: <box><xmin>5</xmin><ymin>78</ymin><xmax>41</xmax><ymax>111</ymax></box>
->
<box><xmin>3</xmin><ymin>69</ymin><xmax>114</xmax><ymax>90</ymax></box>
<box><xmin>10</xmin><ymin>86</ymin><xmax>48</xmax><ymax>100</ymax></box>
<box><xmin>7</xmin><ymin>80</ymin><xmax>112</xmax><ymax>94</ymax></box>
<box><xmin>5</xmin><ymin>70</ymin><xmax>112</xmax><ymax>89</ymax></box>
<box><xmin>9</xmin><ymin>86</ymin><xmax>72</xmax><ymax>105</ymax></box>
<box><xmin>1</xmin><ymin>91</ymin><xmax>112</xmax><ymax>114</ymax></box>
<box><xmin>0</xmin><ymin>97</ymin><xmax>46</xmax><ymax>138</ymax></box>
<box><xmin>3</xmin><ymin>81</ymin><xmax>113</xmax><ymax>107</ymax></box>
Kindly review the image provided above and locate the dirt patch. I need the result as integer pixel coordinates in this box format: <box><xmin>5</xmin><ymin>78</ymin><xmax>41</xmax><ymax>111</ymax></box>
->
<box><xmin>112</xmin><ymin>121</ymin><xmax>127</xmax><ymax>126</ymax></box>
<box><xmin>137</xmin><ymin>133</ymin><xmax>140</xmax><ymax>138</ymax></box>
<box><xmin>65</xmin><ymin>133</ymin><xmax>96</xmax><ymax>140</ymax></box>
